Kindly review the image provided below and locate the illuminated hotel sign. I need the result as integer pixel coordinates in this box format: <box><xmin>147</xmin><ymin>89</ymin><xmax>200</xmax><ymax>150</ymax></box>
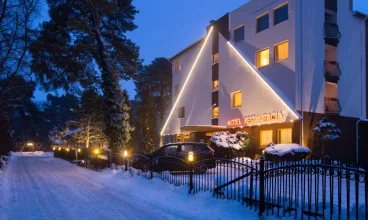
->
<box><xmin>227</xmin><ymin>111</ymin><xmax>284</xmax><ymax>127</ymax></box>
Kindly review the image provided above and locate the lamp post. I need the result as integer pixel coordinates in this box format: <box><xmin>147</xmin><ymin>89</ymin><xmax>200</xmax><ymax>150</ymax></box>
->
<box><xmin>188</xmin><ymin>151</ymin><xmax>195</xmax><ymax>194</ymax></box>
<box><xmin>123</xmin><ymin>150</ymin><xmax>128</xmax><ymax>171</ymax></box>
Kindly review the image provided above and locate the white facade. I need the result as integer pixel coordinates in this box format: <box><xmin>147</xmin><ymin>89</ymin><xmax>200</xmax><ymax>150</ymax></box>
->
<box><xmin>162</xmin><ymin>0</ymin><xmax>367</xmax><ymax>151</ymax></box>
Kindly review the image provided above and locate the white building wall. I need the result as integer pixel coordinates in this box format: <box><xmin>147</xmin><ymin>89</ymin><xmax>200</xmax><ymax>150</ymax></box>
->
<box><xmin>164</xmin><ymin>36</ymin><xmax>213</xmax><ymax>135</ymax></box>
<box><xmin>337</xmin><ymin>0</ymin><xmax>366</xmax><ymax>118</ymax></box>
<box><xmin>229</xmin><ymin>0</ymin><xmax>297</xmax><ymax>107</ymax></box>
<box><xmin>295</xmin><ymin>0</ymin><xmax>326</xmax><ymax>114</ymax></box>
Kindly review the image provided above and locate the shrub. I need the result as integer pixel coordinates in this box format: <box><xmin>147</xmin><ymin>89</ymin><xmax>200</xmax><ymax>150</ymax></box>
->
<box><xmin>263</xmin><ymin>143</ymin><xmax>311</xmax><ymax>161</ymax></box>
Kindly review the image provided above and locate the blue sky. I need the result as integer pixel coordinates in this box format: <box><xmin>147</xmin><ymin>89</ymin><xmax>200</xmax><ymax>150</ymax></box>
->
<box><xmin>33</xmin><ymin>0</ymin><xmax>368</xmax><ymax>101</ymax></box>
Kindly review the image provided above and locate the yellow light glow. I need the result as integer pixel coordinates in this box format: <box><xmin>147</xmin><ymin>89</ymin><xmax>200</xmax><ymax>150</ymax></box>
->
<box><xmin>66</xmin><ymin>148</ymin><xmax>70</xmax><ymax>152</ymax></box>
<box><xmin>262</xmin><ymin>58</ymin><xmax>268</xmax><ymax>66</ymax></box>
<box><xmin>123</xmin><ymin>150</ymin><xmax>128</xmax><ymax>158</ymax></box>
<box><xmin>78</xmin><ymin>148</ymin><xmax>81</xmax><ymax>153</ymax></box>
<box><xmin>227</xmin><ymin>42</ymin><xmax>301</xmax><ymax>120</ymax></box>
<box><xmin>52</xmin><ymin>147</ymin><xmax>56</xmax><ymax>151</ymax></box>
<box><xmin>160</xmin><ymin>27</ymin><xmax>214</xmax><ymax>136</ymax></box>
<box><xmin>27</xmin><ymin>142</ymin><xmax>34</xmax><ymax>146</ymax></box>
<box><xmin>94</xmin><ymin>149</ymin><xmax>99</xmax><ymax>154</ymax></box>
<box><xmin>188</xmin><ymin>152</ymin><xmax>194</xmax><ymax>162</ymax></box>
<box><xmin>58</xmin><ymin>147</ymin><xmax>61</xmax><ymax>151</ymax></box>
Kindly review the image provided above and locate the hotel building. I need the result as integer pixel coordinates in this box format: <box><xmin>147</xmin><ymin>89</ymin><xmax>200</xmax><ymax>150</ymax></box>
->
<box><xmin>161</xmin><ymin>0</ymin><xmax>368</xmax><ymax>162</ymax></box>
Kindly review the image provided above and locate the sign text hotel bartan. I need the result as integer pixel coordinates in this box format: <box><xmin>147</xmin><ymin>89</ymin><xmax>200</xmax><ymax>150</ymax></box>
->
<box><xmin>227</xmin><ymin>111</ymin><xmax>284</xmax><ymax>127</ymax></box>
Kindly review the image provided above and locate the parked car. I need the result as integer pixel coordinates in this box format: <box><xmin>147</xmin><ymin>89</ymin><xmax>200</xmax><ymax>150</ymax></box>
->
<box><xmin>132</xmin><ymin>143</ymin><xmax>215</xmax><ymax>173</ymax></box>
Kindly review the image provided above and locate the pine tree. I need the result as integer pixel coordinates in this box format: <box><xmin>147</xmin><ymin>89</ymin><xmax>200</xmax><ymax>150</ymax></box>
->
<box><xmin>313</xmin><ymin>116</ymin><xmax>342</xmax><ymax>155</ymax></box>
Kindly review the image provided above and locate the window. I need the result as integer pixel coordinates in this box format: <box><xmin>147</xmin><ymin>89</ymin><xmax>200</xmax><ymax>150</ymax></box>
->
<box><xmin>174</xmin><ymin>84</ymin><xmax>180</xmax><ymax>96</ymax></box>
<box><xmin>213</xmin><ymin>80</ymin><xmax>219</xmax><ymax>91</ymax></box>
<box><xmin>256</xmin><ymin>48</ymin><xmax>270</xmax><ymax>68</ymax></box>
<box><xmin>278</xmin><ymin>128</ymin><xmax>292</xmax><ymax>144</ymax></box>
<box><xmin>213</xmin><ymin>53</ymin><xmax>219</xmax><ymax>64</ymax></box>
<box><xmin>260</xmin><ymin>130</ymin><xmax>273</xmax><ymax>146</ymax></box>
<box><xmin>175</xmin><ymin>60</ymin><xmax>181</xmax><ymax>72</ymax></box>
<box><xmin>182</xmin><ymin>144</ymin><xmax>197</xmax><ymax>152</ymax></box>
<box><xmin>212</xmin><ymin>107</ymin><xmax>219</xmax><ymax>118</ymax></box>
<box><xmin>257</xmin><ymin>13</ymin><xmax>269</xmax><ymax>33</ymax></box>
<box><xmin>165</xmin><ymin>145</ymin><xmax>178</xmax><ymax>155</ymax></box>
<box><xmin>274</xmin><ymin>3</ymin><xmax>288</xmax><ymax>25</ymax></box>
<box><xmin>232</xmin><ymin>91</ymin><xmax>242</xmax><ymax>108</ymax></box>
<box><xmin>234</xmin><ymin>25</ymin><xmax>245</xmax><ymax>42</ymax></box>
<box><xmin>274</xmin><ymin>41</ymin><xmax>289</xmax><ymax>62</ymax></box>
<box><xmin>178</xmin><ymin>106</ymin><xmax>185</xmax><ymax>119</ymax></box>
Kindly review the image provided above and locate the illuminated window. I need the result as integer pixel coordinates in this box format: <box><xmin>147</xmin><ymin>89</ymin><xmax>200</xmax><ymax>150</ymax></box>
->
<box><xmin>175</xmin><ymin>60</ymin><xmax>181</xmax><ymax>72</ymax></box>
<box><xmin>274</xmin><ymin>3</ymin><xmax>288</xmax><ymax>25</ymax></box>
<box><xmin>256</xmin><ymin>48</ymin><xmax>270</xmax><ymax>68</ymax></box>
<box><xmin>178</xmin><ymin>106</ymin><xmax>185</xmax><ymax>119</ymax></box>
<box><xmin>213</xmin><ymin>80</ymin><xmax>219</xmax><ymax>91</ymax></box>
<box><xmin>213</xmin><ymin>53</ymin><xmax>219</xmax><ymax>64</ymax></box>
<box><xmin>257</xmin><ymin>13</ymin><xmax>269</xmax><ymax>33</ymax></box>
<box><xmin>278</xmin><ymin>128</ymin><xmax>292</xmax><ymax>144</ymax></box>
<box><xmin>260</xmin><ymin>130</ymin><xmax>273</xmax><ymax>146</ymax></box>
<box><xmin>232</xmin><ymin>91</ymin><xmax>242</xmax><ymax>108</ymax></box>
<box><xmin>234</xmin><ymin>25</ymin><xmax>244</xmax><ymax>42</ymax></box>
<box><xmin>274</xmin><ymin>41</ymin><xmax>288</xmax><ymax>62</ymax></box>
<box><xmin>174</xmin><ymin>84</ymin><xmax>180</xmax><ymax>96</ymax></box>
<box><xmin>212</xmin><ymin>107</ymin><xmax>219</xmax><ymax>118</ymax></box>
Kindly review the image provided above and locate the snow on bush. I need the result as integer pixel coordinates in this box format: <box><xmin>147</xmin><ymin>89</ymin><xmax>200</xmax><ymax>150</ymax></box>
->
<box><xmin>210</xmin><ymin>131</ymin><xmax>249</xmax><ymax>150</ymax></box>
<box><xmin>314</xmin><ymin>117</ymin><xmax>342</xmax><ymax>140</ymax></box>
<box><xmin>263</xmin><ymin>143</ymin><xmax>310</xmax><ymax>161</ymax></box>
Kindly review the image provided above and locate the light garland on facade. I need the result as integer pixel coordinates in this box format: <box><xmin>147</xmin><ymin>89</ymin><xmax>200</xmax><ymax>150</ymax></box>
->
<box><xmin>160</xmin><ymin>27</ymin><xmax>214</xmax><ymax>136</ymax></box>
<box><xmin>227</xmin><ymin>41</ymin><xmax>301</xmax><ymax>120</ymax></box>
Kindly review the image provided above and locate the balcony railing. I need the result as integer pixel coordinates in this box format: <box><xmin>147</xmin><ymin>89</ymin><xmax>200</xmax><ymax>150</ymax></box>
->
<box><xmin>324</xmin><ymin>23</ymin><xmax>341</xmax><ymax>44</ymax></box>
<box><xmin>324</xmin><ymin>61</ymin><xmax>341</xmax><ymax>80</ymax></box>
<box><xmin>324</xmin><ymin>97</ymin><xmax>342</xmax><ymax>114</ymax></box>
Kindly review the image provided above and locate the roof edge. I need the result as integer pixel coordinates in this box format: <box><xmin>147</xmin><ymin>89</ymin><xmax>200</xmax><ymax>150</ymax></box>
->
<box><xmin>169</xmin><ymin>37</ymin><xmax>206</xmax><ymax>62</ymax></box>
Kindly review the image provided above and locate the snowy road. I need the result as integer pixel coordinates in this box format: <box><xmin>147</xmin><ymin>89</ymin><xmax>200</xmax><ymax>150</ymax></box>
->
<box><xmin>0</xmin><ymin>155</ymin><xmax>188</xmax><ymax>220</ymax></box>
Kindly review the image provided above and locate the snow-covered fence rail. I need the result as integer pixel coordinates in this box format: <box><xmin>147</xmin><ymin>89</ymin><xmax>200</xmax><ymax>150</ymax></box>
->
<box><xmin>126</xmin><ymin>156</ymin><xmax>367</xmax><ymax>219</ymax></box>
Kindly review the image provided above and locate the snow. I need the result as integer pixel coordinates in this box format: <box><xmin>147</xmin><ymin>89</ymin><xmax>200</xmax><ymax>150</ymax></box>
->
<box><xmin>0</xmin><ymin>152</ymin><xmax>262</xmax><ymax>219</ymax></box>
<box><xmin>97</xmin><ymin>154</ymin><xmax>108</xmax><ymax>160</ymax></box>
<box><xmin>263</xmin><ymin>144</ymin><xmax>310</xmax><ymax>156</ymax></box>
<box><xmin>210</xmin><ymin>131</ymin><xmax>248</xmax><ymax>150</ymax></box>
<box><xmin>54</xmin><ymin>139</ymin><xmax>63</xmax><ymax>144</ymax></box>
<box><xmin>11</xmin><ymin>151</ymin><xmax>54</xmax><ymax>157</ymax></box>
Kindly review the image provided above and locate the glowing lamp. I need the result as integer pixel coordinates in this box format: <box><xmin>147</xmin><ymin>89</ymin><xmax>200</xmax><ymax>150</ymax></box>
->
<box><xmin>123</xmin><ymin>150</ymin><xmax>128</xmax><ymax>158</ymax></box>
<box><xmin>58</xmin><ymin>147</ymin><xmax>61</xmax><ymax>151</ymax></box>
<box><xmin>27</xmin><ymin>142</ymin><xmax>34</xmax><ymax>146</ymax></box>
<box><xmin>188</xmin><ymin>152</ymin><xmax>194</xmax><ymax>162</ymax></box>
<box><xmin>66</xmin><ymin>148</ymin><xmax>70</xmax><ymax>152</ymax></box>
<box><xmin>52</xmin><ymin>147</ymin><xmax>56</xmax><ymax>151</ymax></box>
<box><xmin>94</xmin><ymin>149</ymin><xmax>99</xmax><ymax>155</ymax></box>
<box><xmin>78</xmin><ymin>148</ymin><xmax>81</xmax><ymax>153</ymax></box>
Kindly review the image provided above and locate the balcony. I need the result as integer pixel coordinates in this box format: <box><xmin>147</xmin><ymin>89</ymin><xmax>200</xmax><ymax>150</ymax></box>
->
<box><xmin>324</xmin><ymin>23</ymin><xmax>341</xmax><ymax>46</ymax></box>
<box><xmin>324</xmin><ymin>97</ymin><xmax>342</xmax><ymax>114</ymax></box>
<box><xmin>324</xmin><ymin>61</ymin><xmax>341</xmax><ymax>81</ymax></box>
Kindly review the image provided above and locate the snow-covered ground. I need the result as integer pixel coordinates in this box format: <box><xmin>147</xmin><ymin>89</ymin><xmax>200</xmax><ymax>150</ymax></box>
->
<box><xmin>11</xmin><ymin>151</ymin><xmax>54</xmax><ymax>157</ymax></box>
<box><xmin>0</xmin><ymin>152</ymin><xmax>266</xmax><ymax>220</ymax></box>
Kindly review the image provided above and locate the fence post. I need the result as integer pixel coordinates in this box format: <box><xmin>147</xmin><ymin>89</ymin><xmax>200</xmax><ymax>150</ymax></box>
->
<box><xmin>189</xmin><ymin>165</ymin><xmax>193</xmax><ymax>194</ymax></box>
<box><xmin>259</xmin><ymin>156</ymin><xmax>265</xmax><ymax>216</ymax></box>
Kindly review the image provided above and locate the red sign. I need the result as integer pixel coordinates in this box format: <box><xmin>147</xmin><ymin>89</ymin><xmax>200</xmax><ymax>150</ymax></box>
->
<box><xmin>227</xmin><ymin>111</ymin><xmax>284</xmax><ymax>127</ymax></box>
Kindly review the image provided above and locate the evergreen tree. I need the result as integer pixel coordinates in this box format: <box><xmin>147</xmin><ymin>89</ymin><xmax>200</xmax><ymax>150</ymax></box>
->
<box><xmin>313</xmin><ymin>117</ymin><xmax>342</xmax><ymax>155</ymax></box>
<box><xmin>30</xmin><ymin>0</ymin><xmax>139</xmax><ymax>150</ymax></box>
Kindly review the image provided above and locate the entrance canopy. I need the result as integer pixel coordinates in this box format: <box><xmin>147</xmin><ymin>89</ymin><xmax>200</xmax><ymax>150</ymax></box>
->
<box><xmin>180</xmin><ymin>125</ymin><xmax>227</xmax><ymax>132</ymax></box>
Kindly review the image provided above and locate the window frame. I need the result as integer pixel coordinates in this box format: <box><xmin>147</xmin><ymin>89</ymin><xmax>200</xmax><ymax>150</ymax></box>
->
<box><xmin>256</xmin><ymin>48</ymin><xmax>270</xmax><ymax>68</ymax></box>
<box><xmin>213</xmin><ymin>53</ymin><xmax>219</xmax><ymax>64</ymax></box>
<box><xmin>212</xmin><ymin>106</ymin><xmax>219</xmax><ymax>119</ymax></box>
<box><xmin>231</xmin><ymin>91</ymin><xmax>242</xmax><ymax>109</ymax></box>
<box><xmin>174</xmin><ymin>84</ymin><xmax>180</xmax><ymax>97</ymax></box>
<box><xmin>274</xmin><ymin>3</ymin><xmax>289</xmax><ymax>26</ymax></box>
<box><xmin>256</xmin><ymin>12</ymin><xmax>270</xmax><ymax>33</ymax></box>
<box><xmin>234</xmin><ymin>25</ymin><xmax>245</xmax><ymax>42</ymax></box>
<box><xmin>260</xmin><ymin>130</ymin><xmax>273</xmax><ymax>146</ymax></box>
<box><xmin>178</xmin><ymin>106</ymin><xmax>185</xmax><ymax>119</ymax></box>
<box><xmin>274</xmin><ymin>40</ymin><xmax>289</xmax><ymax>62</ymax></box>
<box><xmin>174</xmin><ymin>60</ymin><xmax>181</xmax><ymax>73</ymax></box>
<box><xmin>277</xmin><ymin>128</ymin><xmax>292</xmax><ymax>144</ymax></box>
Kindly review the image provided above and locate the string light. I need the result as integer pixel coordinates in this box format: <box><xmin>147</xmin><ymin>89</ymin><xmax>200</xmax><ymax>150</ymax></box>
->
<box><xmin>160</xmin><ymin>27</ymin><xmax>214</xmax><ymax>136</ymax></box>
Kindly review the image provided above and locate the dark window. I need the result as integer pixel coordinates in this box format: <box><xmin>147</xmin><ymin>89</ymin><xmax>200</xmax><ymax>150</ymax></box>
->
<box><xmin>178</xmin><ymin>106</ymin><xmax>185</xmax><ymax>119</ymax></box>
<box><xmin>274</xmin><ymin>4</ymin><xmax>288</xmax><ymax>25</ymax></box>
<box><xmin>234</xmin><ymin>25</ymin><xmax>244</xmax><ymax>42</ymax></box>
<box><xmin>181</xmin><ymin>145</ymin><xmax>197</xmax><ymax>152</ymax></box>
<box><xmin>164</xmin><ymin>145</ymin><xmax>178</xmax><ymax>155</ymax></box>
<box><xmin>257</xmin><ymin>13</ymin><xmax>269</xmax><ymax>33</ymax></box>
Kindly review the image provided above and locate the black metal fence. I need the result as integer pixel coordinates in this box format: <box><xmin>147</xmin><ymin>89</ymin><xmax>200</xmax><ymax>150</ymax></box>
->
<box><xmin>125</xmin><ymin>155</ymin><xmax>367</xmax><ymax>219</ymax></box>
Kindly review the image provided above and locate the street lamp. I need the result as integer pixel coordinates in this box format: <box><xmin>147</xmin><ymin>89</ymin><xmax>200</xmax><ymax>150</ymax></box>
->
<box><xmin>187</xmin><ymin>151</ymin><xmax>195</xmax><ymax>194</ymax></box>
<box><xmin>78</xmin><ymin>148</ymin><xmax>81</xmax><ymax>153</ymax></box>
<box><xmin>123</xmin><ymin>150</ymin><xmax>128</xmax><ymax>158</ymax></box>
<box><xmin>123</xmin><ymin>150</ymin><xmax>129</xmax><ymax>171</ymax></box>
<box><xmin>94</xmin><ymin>149</ymin><xmax>99</xmax><ymax>155</ymax></box>
<box><xmin>27</xmin><ymin>142</ymin><xmax>34</xmax><ymax>147</ymax></box>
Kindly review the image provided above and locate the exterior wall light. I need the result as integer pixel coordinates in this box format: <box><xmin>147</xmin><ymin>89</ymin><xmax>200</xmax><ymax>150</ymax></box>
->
<box><xmin>188</xmin><ymin>151</ymin><xmax>194</xmax><ymax>162</ymax></box>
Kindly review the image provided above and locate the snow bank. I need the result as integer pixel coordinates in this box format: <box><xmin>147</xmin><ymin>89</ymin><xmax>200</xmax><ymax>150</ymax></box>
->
<box><xmin>210</xmin><ymin>131</ymin><xmax>248</xmax><ymax>150</ymax></box>
<box><xmin>264</xmin><ymin>144</ymin><xmax>310</xmax><ymax>156</ymax></box>
<box><xmin>11</xmin><ymin>151</ymin><xmax>53</xmax><ymax>157</ymax></box>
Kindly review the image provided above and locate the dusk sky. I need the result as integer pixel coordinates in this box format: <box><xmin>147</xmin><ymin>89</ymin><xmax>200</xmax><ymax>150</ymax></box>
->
<box><xmin>33</xmin><ymin>0</ymin><xmax>368</xmax><ymax>101</ymax></box>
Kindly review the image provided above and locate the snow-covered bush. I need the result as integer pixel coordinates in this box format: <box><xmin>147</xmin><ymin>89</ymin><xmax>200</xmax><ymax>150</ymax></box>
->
<box><xmin>210</xmin><ymin>131</ymin><xmax>254</xmax><ymax>158</ymax></box>
<box><xmin>313</xmin><ymin>117</ymin><xmax>342</xmax><ymax>155</ymax></box>
<box><xmin>263</xmin><ymin>144</ymin><xmax>311</xmax><ymax>161</ymax></box>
